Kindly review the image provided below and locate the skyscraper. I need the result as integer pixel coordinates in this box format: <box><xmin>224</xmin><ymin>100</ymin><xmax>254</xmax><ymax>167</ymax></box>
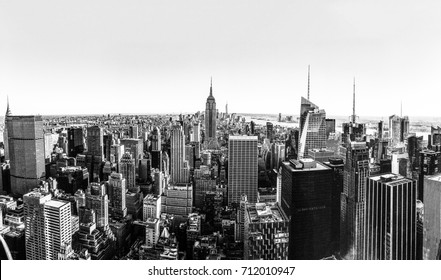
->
<box><xmin>192</xmin><ymin>122</ymin><xmax>200</xmax><ymax>143</ymax></box>
<box><xmin>204</xmin><ymin>78</ymin><xmax>218</xmax><ymax>148</ymax></box>
<box><xmin>67</xmin><ymin>127</ymin><xmax>84</xmax><ymax>158</ymax></box>
<box><xmin>119</xmin><ymin>152</ymin><xmax>136</xmax><ymax>191</ymax></box>
<box><xmin>266</xmin><ymin>122</ymin><xmax>274</xmax><ymax>142</ymax></box>
<box><xmin>170</xmin><ymin>125</ymin><xmax>189</xmax><ymax>184</ymax></box>
<box><xmin>151</xmin><ymin>127</ymin><xmax>162</xmax><ymax>151</ymax></box>
<box><xmin>298</xmin><ymin>97</ymin><xmax>327</xmax><ymax>159</ymax></box>
<box><xmin>228</xmin><ymin>135</ymin><xmax>258</xmax><ymax>204</ymax></box>
<box><xmin>3</xmin><ymin>96</ymin><xmax>12</xmax><ymax>161</ymax></box>
<box><xmin>86</xmin><ymin>126</ymin><xmax>104</xmax><ymax>158</ymax></box>
<box><xmin>341</xmin><ymin>79</ymin><xmax>366</xmax><ymax>144</ymax></box>
<box><xmin>281</xmin><ymin>159</ymin><xmax>334</xmax><ymax>259</ymax></box>
<box><xmin>389</xmin><ymin>115</ymin><xmax>409</xmax><ymax>146</ymax></box>
<box><xmin>24</xmin><ymin>190</ymin><xmax>72</xmax><ymax>260</ymax></box>
<box><xmin>340</xmin><ymin>141</ymin><xmax>370</xmax><ymax>260</ymax></box>
<box><xmin>364</xmin><ymin>174</ymin><xmax>417</xmax><ymax>260</ymax></box>
<box><xmin>423</xmin><ymin>174</ymin><xmax>441</xmax><ymax>260</ymax></box>
<box><xmin>85</xmin><ymin>182</ymin><xmax>109</xmax><ymax>229</ymax></box>
<box><xmin>108</xmin><ymin>172</ymin><xmax>127</xmax><ymax>219</ymax></box>
<box><xmin>7</xmin><ymin>115</ymin><xmax>45</xmax><ymax>195</ymax></box>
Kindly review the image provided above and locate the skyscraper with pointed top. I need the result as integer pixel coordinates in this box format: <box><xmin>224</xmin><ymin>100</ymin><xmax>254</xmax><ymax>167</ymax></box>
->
<box><xmin>3</xmin><ymin>96</ymin><xmax>11</xmax><ymax>161</ymax></box>
<box><xmin>342</xmin><ymin>78</ymin><xmax>366</xmax><ymax>144</ymax></box>
<box><xmin>204</xmin><ymin>78</ymin><xmax>218</xmax><ymax>149</ymax></box>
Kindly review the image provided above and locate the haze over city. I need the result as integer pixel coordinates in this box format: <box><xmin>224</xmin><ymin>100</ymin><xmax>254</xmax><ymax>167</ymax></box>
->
<box><xmin>1</xmin><ymin>0</ymin><xmax>441</xmax><ymax>116</ymax></box>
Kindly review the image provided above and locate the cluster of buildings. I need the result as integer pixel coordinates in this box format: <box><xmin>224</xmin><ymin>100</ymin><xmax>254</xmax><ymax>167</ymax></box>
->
<box><xmin>0</xmin><ymin>76</ymin><xmax>440</xmax><ymax>260</ymax></box>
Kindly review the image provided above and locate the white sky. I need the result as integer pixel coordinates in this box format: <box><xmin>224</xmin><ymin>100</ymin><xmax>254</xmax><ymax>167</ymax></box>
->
<box><xmin>0</xmin><ymin>0</ymin><xmax>440</xmax><ymax>117</ymax></box>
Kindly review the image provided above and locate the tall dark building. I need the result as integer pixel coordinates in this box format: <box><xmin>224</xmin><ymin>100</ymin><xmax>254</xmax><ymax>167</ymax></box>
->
<box><xmin>103</xmin><ymin>134</ymin><xmax>113</xmax><ymax>161</ymax></box>
<box><xmin>67</xmin><ymin>127</ymin><xmax>84</xmax><ymax>158</ymax></box>
<box><xmin>86</xmin><ymin>126</ymin><xmax>104</xmax><ymax>158</ymax></box>
<box><xmin>418</xmin><ymin>150</ymin><xmax>441</xmax><ymax>201</ymax></box>
<box><xmin>266</xmin><ymin>122</ymin><xmax>274</xmax><ymax>142</ymax></box>
<box><xmin>364</xmin><ymin>174</ymin><xmax>417</xmax><ymax>260</ymax></box>
<box><xmin>340</xmin><ymin>142</ymin><xmax>370</xmax><ymax>260</ymax></box>
<box><xmin>151</xmin><ymin>127</ymin><xmax>161</xmax><ymax>151</ymax></box>
<box><xmin>281</xmin><ymin>159</ymin><xmax>334</xmax><ymax>259</ymax></box>
<box><xmin>6</xmin><ymin>115</ymin><xmax>45</xmax><ymax>195</ymax></box>
<box><xmin>323</xmin><ymin>158</ymin><xmax>345</xmax><ymax>253</ymax></box>
<box><xmin>204</xmin><ymin>78</ymin><xmax>217</xmax><ymax>143</ymax></box>
<box><xmin>377</xmin><ymin>121</ymin><xmax>384</xmax><ymax>139</ymax></box>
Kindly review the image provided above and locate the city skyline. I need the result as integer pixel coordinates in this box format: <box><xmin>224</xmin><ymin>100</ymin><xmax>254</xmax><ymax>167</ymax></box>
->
<box><xmin>1</xmin><ymin>0</ymin><xmax>441</xmax><ymax>117</ymax></box>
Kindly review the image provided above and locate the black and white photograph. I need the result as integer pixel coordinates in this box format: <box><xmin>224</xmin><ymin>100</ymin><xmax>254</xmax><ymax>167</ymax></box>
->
<box><xmin>1</xmin><ymin>0</ymin><xmax>440</xmax><ymax>278</ymax></box>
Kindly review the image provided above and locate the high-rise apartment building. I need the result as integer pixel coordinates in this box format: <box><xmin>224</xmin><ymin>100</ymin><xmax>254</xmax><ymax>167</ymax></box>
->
<box><xmin>145</xmin><ymin>218</ymin><xmax>160</xmax><ymax>248</ymax></box>
<box><xmin>340</xmin><ymin>142</ymin><xmax>370</xmax><ymax>260</ymax></box>
<box><xmin>423</xmin><ymin>174</ymin><xmax>441</xmax><ymax>260</ymax></box>
<box><xmin>228</xmin><ymin>135</ymin><xmax>258</xmax><ymax>204</ymax></box>
<box><xmin>281</xmin><ymin>159</ymin><xmax>334</xmax><ymax>259</ymax></box>
<box><xmin>24</xmin><ymin>190</ymin><xmax>72</xmax><ymax>260</ymax></box>
<box><xmin>143</xmin><ymin>194</ymin><xmax>161</xmax><ymax>221</ymax></box>
<box><xmin>364</xmin><ymin>174</ymin><xmax>417</xmax><ymax>260</ymax></box>
<box><xmin>6</xmin><ymin>115</ymin><xmax>45</xmax><ymax>195</ymax></box>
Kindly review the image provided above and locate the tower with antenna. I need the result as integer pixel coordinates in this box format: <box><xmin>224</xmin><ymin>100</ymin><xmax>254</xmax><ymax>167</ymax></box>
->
<box><xmin>341</xmin><ymin>77</ymin><xmax>366</xmax><ymax>144</ymax></box>
<box><xmin>307</xmin><ymin>65</ymin><xmax>310</xmax><ymax>100</ymax></box>
<box><xmin>351</xmin><ymin>78</ymin><xmax>357</xmax><ymax>123</ymax></box>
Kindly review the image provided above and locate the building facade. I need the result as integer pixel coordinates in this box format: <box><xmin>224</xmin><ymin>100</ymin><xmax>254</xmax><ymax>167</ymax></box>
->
<box><xmin>228</xmin><ymin>136</ymin><xmax>258</xmax><ymax>204</ymax></box>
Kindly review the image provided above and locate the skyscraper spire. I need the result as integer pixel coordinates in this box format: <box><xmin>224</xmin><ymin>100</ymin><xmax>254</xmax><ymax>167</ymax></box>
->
<box><xmin>307</xmin><ymin>65</ymin><xmax>310</xmax><ymax>100</ymax></box>
<box><xmin>5</xmin><ymin>95</ymin><xmax>11</xmax><ymax>116</ymax></box>
<box><xmin>352</xmin><ymin>77</ymin><xmax>356</xmax><ymax>123</ymax></box>
<box><xmin>210</xmin><ymin>77</ymin><xmax>213</xmax><ymax>97</ymax></box>
<box><xmin>400</xmin><ymin>100</ymin><xmax>402</xmax><ymax>118</ymax></box>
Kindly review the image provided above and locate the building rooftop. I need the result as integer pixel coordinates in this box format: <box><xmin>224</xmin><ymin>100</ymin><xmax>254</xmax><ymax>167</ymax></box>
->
<box><xmin>369</xmin><ymin>173</ymin><xmax>413</xmax><ymax>186</ymax></box>
<box><xmin>284</xmin><ymin>159</ymin><xmax>330</xmax><ymax>172</ymax></box>
<box><xmin>229</xmin><ymin>135</ymin><xmax>258</xmax><ymax>141</ymax></box>
<box><xmin>246</xmin><ymin>202</ymin><xmax>288</xmax><ymax>224</ymax></box>
<box><xmin>426</xmin><ymin>174</ymin><xmax>441</xmax><ymax>182</ymax></box>
<box><xmin>45</xmin><ymin>199</ymin><xmax>69</xmax><ymax>208</ymax></box>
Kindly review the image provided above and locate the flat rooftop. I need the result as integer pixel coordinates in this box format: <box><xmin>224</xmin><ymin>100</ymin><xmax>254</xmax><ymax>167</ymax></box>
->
<box><xmin>283</xmin><ymin>160</ymin><xmax>330</xmax><ymax>172</ymax></box>
<box><xmin>45</xmin><ymin>199</ymin><xmax>69</xmax><ymax>208</ymax></box>
<box><xmin>246</xmin><ymin>203</ymin><xmax>288</xmax><ymax>224</ymax></box>
<box><xmin>229</xmin><ymin>135</ymin><xmax>258</xmax><ymax>141</ymax></box>
<box><xmin>369</xmin><ymin>173</ymin><xmax>413</xmax><ymax>186</ymax></box>
<box><xmin>426</xmin><ymin>174</ymin><xmax>441</xmax><ymax>182</ymax></box>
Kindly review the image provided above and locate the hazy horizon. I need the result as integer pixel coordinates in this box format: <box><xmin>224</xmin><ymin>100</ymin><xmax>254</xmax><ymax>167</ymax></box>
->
<box><xmin>1</xmin><ymin>0</ymin><xmax>440</xmax><ymax>117</ymax></box>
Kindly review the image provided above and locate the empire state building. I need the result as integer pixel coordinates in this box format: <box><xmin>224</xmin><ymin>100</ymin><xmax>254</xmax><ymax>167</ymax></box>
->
<box><xmin>204</xmin><ymin>78</ymin><xmax>218</xmax><ymax>149</ymax></box>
